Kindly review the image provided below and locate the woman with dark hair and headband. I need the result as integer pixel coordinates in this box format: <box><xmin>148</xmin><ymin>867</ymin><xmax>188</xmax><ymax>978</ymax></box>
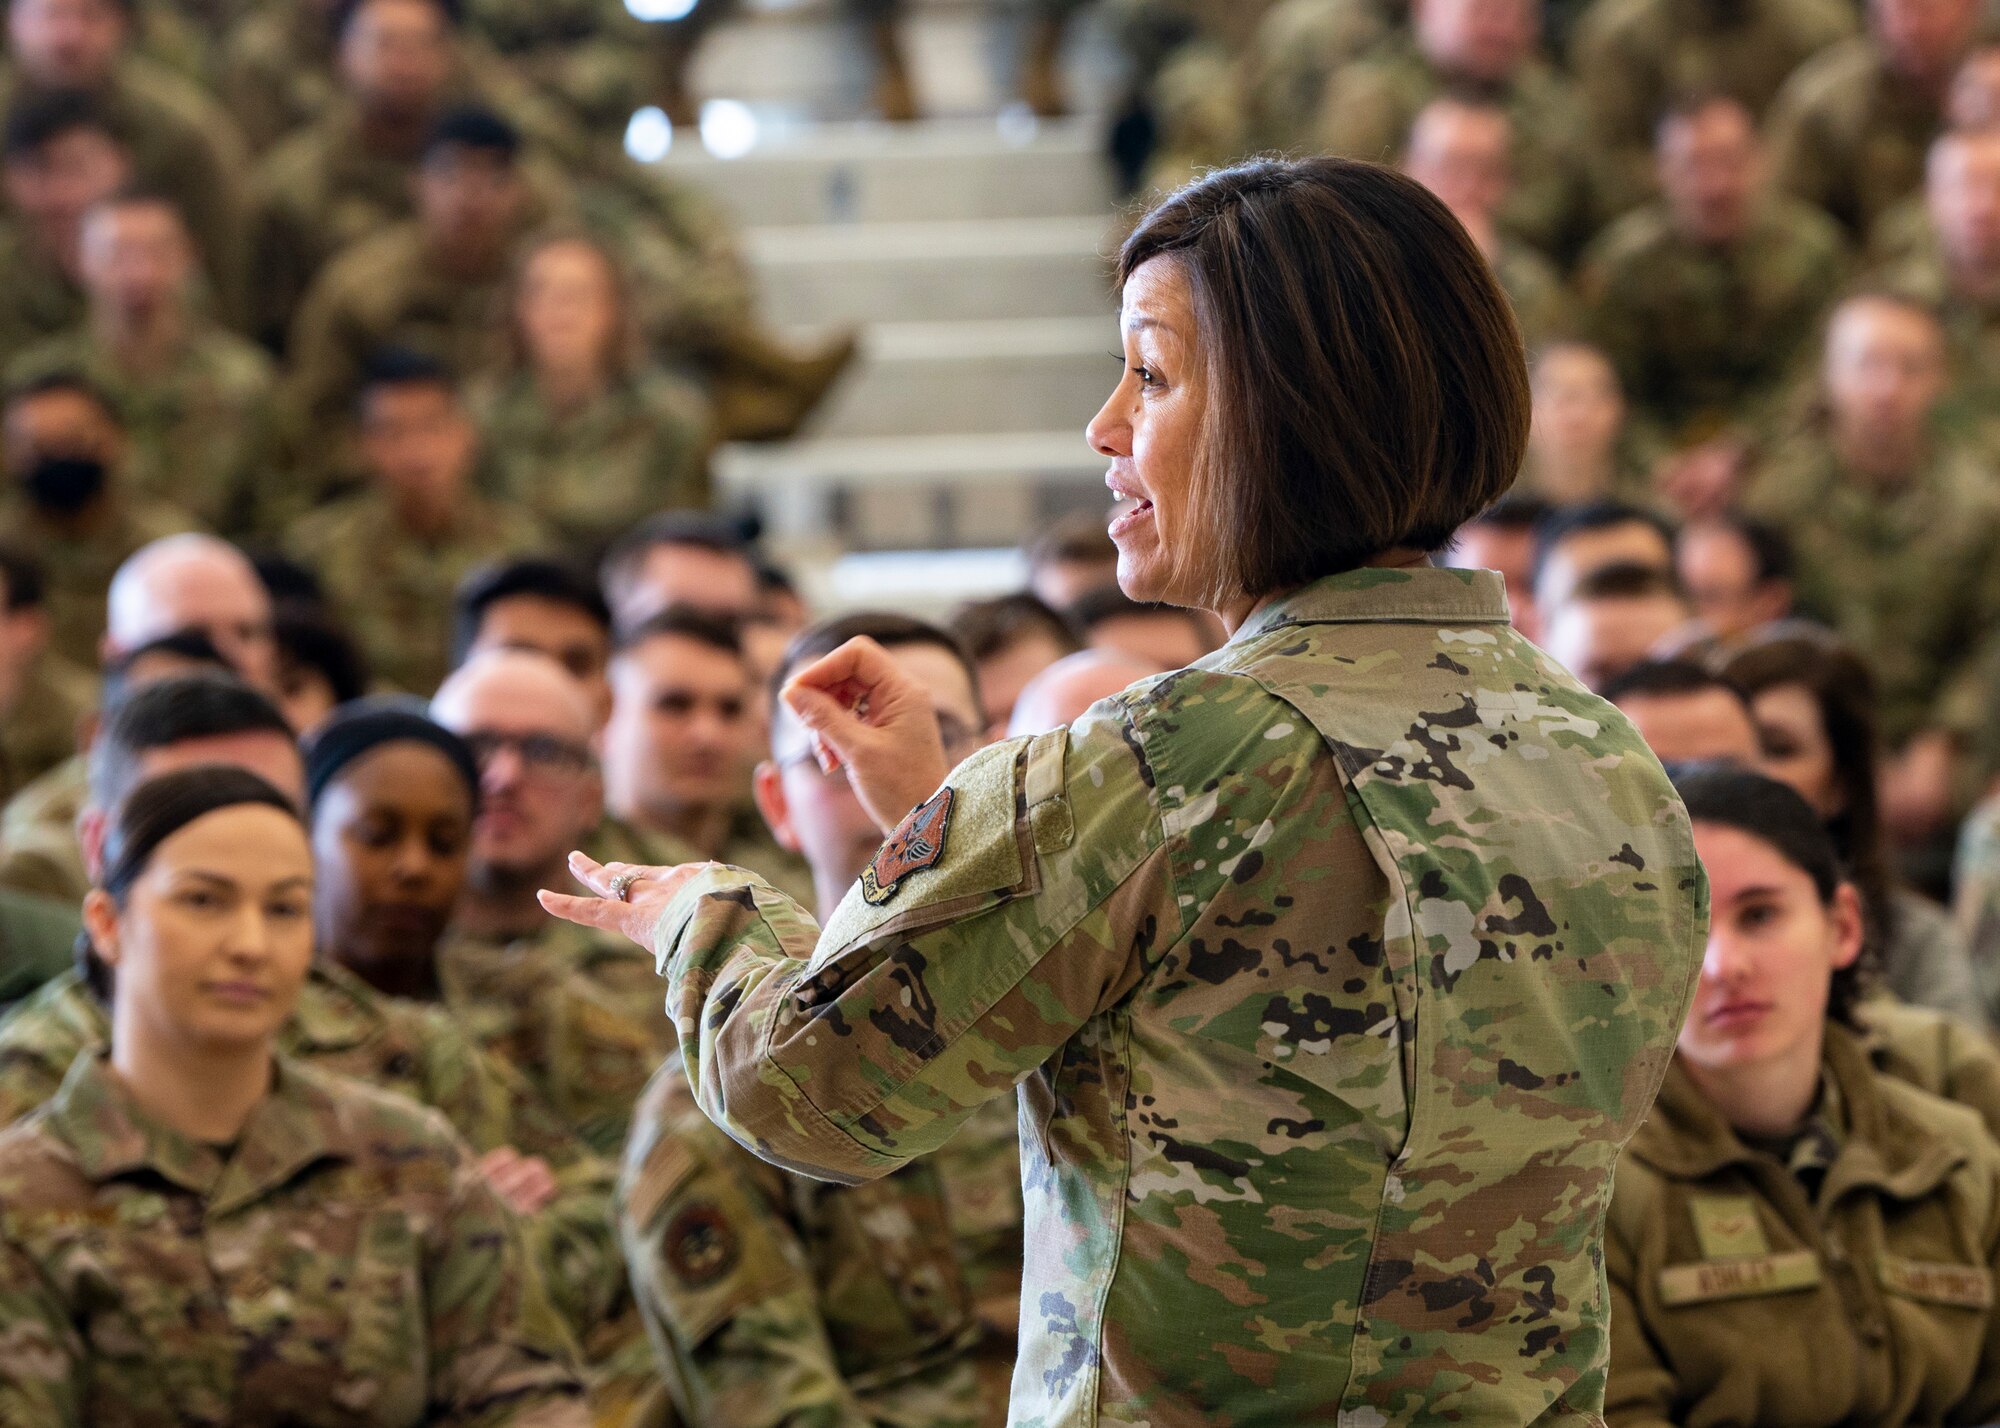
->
<box><xmin>0</xmin><ymin>765</ymin><xmax>586</xmax><ymax>1425</ymax></box>
<box><xmin>304</xmin><ymin>698</ymin><xmax>655</xmax><ymax>1156</ymax></box>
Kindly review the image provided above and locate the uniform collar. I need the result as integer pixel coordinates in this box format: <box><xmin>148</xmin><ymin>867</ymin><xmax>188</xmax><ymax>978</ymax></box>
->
<box><xmin>1228</xmin><ymin>565</ymin><xmax>1511</xmax><ymax>646</ymax></box>
<box><xmin>48</xmin><ymin>1052</ymin><xmax>357</xmax><ymax>1215</ymax></box>
<box><xmin>1630</xmin><ymin>1024</ymin><xmax>1969</xmax><ymax>1201</ymax></box>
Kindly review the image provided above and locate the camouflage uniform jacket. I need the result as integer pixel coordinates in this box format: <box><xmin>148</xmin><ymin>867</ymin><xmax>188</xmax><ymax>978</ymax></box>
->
<box><xmin>1767</xmin><ymin>36</ymin><xmax>1944</xmax><ymax>241</ymax></box>
<box><xmin>438</xmin><ymin>927</ymin><xmax>665</xmax><ymax>1157</ymax></box>
<box><xmin>0</xmin><ymin>650</ymin><xmax>92</xmax><ymax>807</ymax></box>
<box><xmin>285</xmin><ymin>487</ymin><xmax>547</xmax><ymax>696</ymax></box>
<box><xmin>471</xmin><ymin>368</ymin><xmax>714</xmax><ymax>555</ymax></box>
<box><xmin>1571</xmin><ymin>0</ymin><xmax>1855</xmax><ymax>215</ymax></box>
<box><xmin>0</xmin><ymin>492</ymin><xmax>197</xmax><ymax>673</ymax></box>
<box><xmin>0</xmin><ymin>1051</ymin><xmax>589</xmax><ymax>1425</ymax></box>
<box><xmin>1576</xmin><ymin>197</ymin><xmax>1848</xmax><ymax>442</ymax></box>
<box><xmin>646</xmin><ymin>566</ymin><xmax>1709</xmax><ymax>1426</ymax></box>
<box><xmin>617</xmin><ymin>1057</ymin><xmax>1020</xmax><ymax>1427</ymax></box>
<box><xmin>1870</xmin><ymin>238</ymin><xmax>2000</xmax><ymax>427</ymax></box>
<box><xmin>1741</xmin><ymin>428</ymin><xmax>2000</xmax><ymax>748</ymax></box>
<box><xmin>0</xmin><ymin>58</ymin><xmax>252</xmax><ymax>326</ymax></box>
<box><xmin>8</xmin><ymin>323</ymin><xmax>277</xmax><ymax>537</ymax></box>
<box><xmin>1606</xmin><ymin>1025</ymin><xmax>2000</xmax><ymax>1426</ymax></box>
<box><xmin>0</xmin><ymin>750</ymin><xmax>87</xmax><ymax>903</ymax></box>
<box><xmin>1316</xmin><ymin>43</ymin><xmax>1604</xmax><ymax>263</ymax></box>
<box><xmin>0</xmin><ymin>962</ymin><xmax>633</xmax><ymax>1349</ymax></box>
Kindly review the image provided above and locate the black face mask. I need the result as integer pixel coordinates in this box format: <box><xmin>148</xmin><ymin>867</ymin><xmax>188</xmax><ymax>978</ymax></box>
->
<box><xmin>22</xmin><ymin>454</ymin><xmax>107</xmax><ymax>515</ymax></box>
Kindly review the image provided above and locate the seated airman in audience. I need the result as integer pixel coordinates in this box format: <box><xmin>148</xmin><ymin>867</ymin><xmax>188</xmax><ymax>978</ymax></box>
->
<box><xmin>0</xmin><ymin>371</ymin><xmax>195</xmax><ymax>672</ymax></box>
<box><xmin>1539</xmin><ymin>561</ymin><xmax>1693</xmax><ymax>692</ymax></box>
<box><xmin>1024</xmin><ymin>511</ymin><xmax>1120</xmax><ymax>613</ymax></box>
<box><xmin>949</xmin><ymin>591</ymin><xmax>1082</xmax><ymax>741</ymax></box>
<box><xmin>0</xmin><ymin>763</ymin><xmax>590</xmax><ymax>1425</ymax></box>
<box><xmin>1742</xmin><ymin>291</ymin><xmax>2000</xmax><ymax>844</ymax></box>
<box><xmin>622</xmin><ymin>610</ymin><xmax>1021</xmax><ymax>1428</ymax></box>
<box><xmin>10</xmin><ymin>188</ymin><xmax>275</xmax><ymax>534</ymax></box>
<box><xmin>1603</xmin><ymin>659</ymin><xmax>1763</xmax><ymax>765</ymax></box>
<box><xmin>1520</xmin><ymin>342</ymin><xmax>1657</xmax><ymax>508</ymax></box>
<box><xmin>1606</xmin><ymin>764</ymin><xmax>2000</xmax><ymax>1428</ymax></box>
<box><xmin>598</xmin><ymin>511</ymin><xmax>760</xmax><ymax>632</ymax></box>
<box><xmin>1528</xmin><ymin>498</ymin><xmax>1675</xmax><ymax>615</ymax></box>
<box><xmin>0</xmin><ymin>0</ymin><xmax>251</xmax><ymax>321</ymax></box>
<box><xmin>1577</xmin><ymin>93</ymin><xmax>1846</xmax><ymax>445</ymax></box>
<box><xmin>1317</xmin><ymin>0</ymin><xmax>1601</xmax><ymax>263</ymax></box>
<box><xmin>271</xmin><ymin>605</ymin><xmax>369</xmax><ymax>735</ymax></box>
<box><xmin>285</xmin><ymin>349</ymin><xmax>543</xmax><ymax>695</ymax></box>
<box><xmin>1767</xmin><ymin>0</ymin><xmax>1981</xmax><ymax>241</ymax></box>
<box><xmin>1721</xmin><ymin>633</ymin><xmax>1985</xmax><ymax>1029</ymax></box>
<box><xmin>0</xmin><ymin>91</ymin><xmax>126</xmax><ymax>356</ymax></box>
<box><xmin>473</xmin><ymin>230</ymin><xmax>712</xmax><ymax>556</ymax></box>
<box><xmin>599</xmin><ymin>607</ymin><xmax>813</xmax><ymax>903</ymax></box>
<box><xmin>1674</xmin><ymin>512</ymin><xmax>1797</xmax><ymax>653</ymax></box>
<box><xmin>452</xmin><ymin>556</ymin><xmax>613</xmax><ymax>726</ymax></box>
<box><xmin>1402</xmin><ymin>95</ymin><xmax>1568</xmax><ymax>348</ymax></box>
<box><xmin>431</xmin><ymin>648</ymin><xmax>671</xmax><ymax>1049</ymax></box>
<box><xmin>1007</xmin><ymin>647</ymin><xmax>1165</xmax><ymax>738</ymax></box>
<box><xmin>0</xmin><ymin>544</ymin><xmax>92</xmax><ymax>805</ymax></box>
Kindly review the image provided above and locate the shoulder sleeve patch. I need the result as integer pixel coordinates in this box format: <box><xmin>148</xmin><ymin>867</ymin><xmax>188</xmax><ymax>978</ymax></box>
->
<box><xmin>860</xmin><ymin>786</ymin><xmax>955</xmax><ymax>906</ymax></box>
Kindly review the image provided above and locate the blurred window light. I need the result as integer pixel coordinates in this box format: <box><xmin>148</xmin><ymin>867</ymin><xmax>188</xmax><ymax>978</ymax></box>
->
<box><xmin>624</xmin><ymin>106</ymin><xmax>673</xmax><ymax>163</ymax></box>
<box><xmin>701</xmin><ymin>99</ymin><xmax>759</xmax><ymax>160</ymax></box>
<box><xmin>996</xmin><ymin>102</ymin><xmax>1039</xmax><ymax>147</ymax></box>
<box><xmin>626</xmin><ymin>0</ymin><xmax>699</xmax><ymax>20</ymax></box>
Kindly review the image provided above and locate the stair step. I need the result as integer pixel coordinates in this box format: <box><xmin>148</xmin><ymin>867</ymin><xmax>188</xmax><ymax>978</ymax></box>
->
<box><xmin>807</xmin><ymin>316</ymin><xmax>1111</xmax><ymax>437</ymax></box>
<box><xmin>658</xmin><ymin>117</ymin><xmax>1116</xmax><ymax>225</ymax></box>
<box><xmin>748</xmin><ymin>216</ymin><xmax>1114</xmax><ymax>324</ymax></box>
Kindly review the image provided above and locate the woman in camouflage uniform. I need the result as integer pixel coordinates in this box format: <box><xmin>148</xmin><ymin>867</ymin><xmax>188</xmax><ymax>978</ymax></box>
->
<box><xmin>552</xmin><ymin>158</ymin><xmax>1708</xmax><ymax>1426</ymax></box>
<box><xmin>0</xmin><ymin>765</ymin><xmax>586</xmax><ymax>1425</ymax></box>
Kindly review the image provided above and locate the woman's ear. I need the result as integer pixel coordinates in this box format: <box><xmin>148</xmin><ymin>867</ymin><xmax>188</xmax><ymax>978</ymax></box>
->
<box><xmin>81</xmin><ymin>889</ymin><xmax>122</xmax><ymax>970</ymax></box>
<box><xmin>1828</xmin><ymin>881</ymin><xmax>1866</xmax><ymax>971</ymax></box>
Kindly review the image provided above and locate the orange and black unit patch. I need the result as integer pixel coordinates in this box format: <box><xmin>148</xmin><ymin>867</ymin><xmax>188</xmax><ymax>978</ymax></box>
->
<box><xmin>860</xmin><ymin>786</ymin><xmax>955</xmax><ymax>906</ymax></box>
<box><xmin>664</xmin><ymin>1202</ymin><xmax>739</xmax><ymax>1287</ymax></box>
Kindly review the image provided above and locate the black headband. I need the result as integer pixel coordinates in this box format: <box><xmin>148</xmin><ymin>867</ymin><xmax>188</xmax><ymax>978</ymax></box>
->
<box><xmin>302</xmin><ymin>697</ymin><xmax>481</xmax><ymax>813</ymax></box>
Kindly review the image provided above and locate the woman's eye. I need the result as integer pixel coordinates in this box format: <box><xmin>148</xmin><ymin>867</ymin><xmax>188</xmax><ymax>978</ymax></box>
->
<box><xmin>180</xmin><ymin>889</ymin><xmax>224</xmax><ymax>911</ymax></box>
<box><xmin>1134</xmin><ymin>366</ymin><xmax>1157</xmax><ymax>388</ymax></box>
<box><xmin>1739</xmin><ymin>904</ymin><xmax>1779</xmax><ymax>931</ymax></box>
<box><xmin>269</xmin><ymin>899</ymin><xmax>310</xmax><ymax>921</ymax></box>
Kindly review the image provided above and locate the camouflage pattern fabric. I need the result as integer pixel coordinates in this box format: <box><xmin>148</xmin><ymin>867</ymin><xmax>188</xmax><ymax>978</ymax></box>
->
<box><xmin>1742</xmin><ymin>427</ymin><xmax>2000</xmax><ymax>750</ymax></box>
<box><xmin>644</xmin><ymin>566</ymin><xmax>1708</xmax><ymax>1425</ymax></box>
<box><xmin>0</xmin><ymin>753</ymin><xmax>89</xmax><ymax>904</ymax></box>
<box><xmin>0</xmin><ymin>653</ymin><xmax>92</xmax><ymax>810</ymax></box>
<box><xmin>0</xmin><ymin>1051</ymin><xmax>589</xmax><ymax>1425</ymax></box>
<box><xmin>8</xmin><ymin>325</ymin><xmax>278</xmax><ymax>538</ymax></box>
<box><xmin>471</xmin><ymin>368</ymin><xmax>713</xmax><ymax>554</ymax></box>
<box><xmin>0</xmin><ymin>494</ymin><xmax>197</xmax><ymax>674</ymax></box>
<box><xmin>0</xmin><ymin>223</ymin><xmax>86</xmax><ymax>360</ymax></box>
<box><xmin>0</xmin><ymin>889</ymin><xmax>81</xmax><ymax>1011</ymax></box>
<box><xmin>1570</xmin><ymin>0</ymin><xmax>1854</xmax><ymax>215</ymax></box>
<box><xmin>438</xmin><ymin>928</ymin><xmax>664</xmax><ymax>1157</ymax></box>
<box><xmin>616</xmin><ymin>1057</ymin><xmax>1019</xmax><ymax>1427</ymax></box>
<box><xmin>1575</xmin><ymin>198</ymin><xmax>1847</xmax><ymax>443</ymax></box>
<box><xmin>1605</xmin><ymin>1024</ymin><xmax>2000</xmax><ymax>1426</ymax></box>
<box><xmin>1767</xmin><ymin>36</ymin><xmax>1946</xmax><ymax>241</ymax></box>
<box><xmin>284</xmin><ymin>487</ymin><xmax>547</xmax><ymax>697</ymax></box>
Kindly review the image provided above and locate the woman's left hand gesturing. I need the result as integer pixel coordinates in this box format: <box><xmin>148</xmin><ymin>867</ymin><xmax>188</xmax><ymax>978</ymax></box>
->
<box><xmin>538</xmin><ymin>852</ymin><xmax>722</xmax><ymax>952</ymax></box>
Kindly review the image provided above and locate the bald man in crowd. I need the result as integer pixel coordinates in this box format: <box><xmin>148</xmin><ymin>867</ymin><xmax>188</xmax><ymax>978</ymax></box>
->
<box><xmin>1007</xmin><ymin>648</ymin><xmax>1164</xmax><ymax>739</ymax></box>
<box><xmin>432</xmin><ymin>648</ymin><xmax>673</xmax><ymax>1048</ymax></box>
<box><xmin>104</xmin><ymin>532</ymin><xmax>278</xmax><ymax>695</ymax></box>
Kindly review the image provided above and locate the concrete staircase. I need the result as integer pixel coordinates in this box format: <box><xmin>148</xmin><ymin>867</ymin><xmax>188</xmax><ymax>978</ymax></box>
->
<box><xmin>646</xmin><ymin>6</ymin><xmax>1127</xmax><ymax>611</ymax></box>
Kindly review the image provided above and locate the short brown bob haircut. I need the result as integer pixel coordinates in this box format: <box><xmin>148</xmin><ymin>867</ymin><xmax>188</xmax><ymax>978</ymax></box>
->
<box><xmin>1118</xmin><ymin>156</ymin><xmax>1529</xmax><ymax>607</ymax></box>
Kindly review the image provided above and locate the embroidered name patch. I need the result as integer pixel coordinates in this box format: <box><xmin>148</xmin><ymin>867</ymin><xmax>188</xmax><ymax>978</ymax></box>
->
<box><xmin>1658</xmin><ymin>1250</ymin><xmax>1822</xmax><ymax>1306</ymax></box>
<box><xmin>860</xmin><ymin>786</ymin><xmax>955</xmax><ymax>906</ymax></box>
<box><xmin>1879</xmin><ymin>1257</ymin><xmax>1994</xmax><ymax>1309</ymax></box>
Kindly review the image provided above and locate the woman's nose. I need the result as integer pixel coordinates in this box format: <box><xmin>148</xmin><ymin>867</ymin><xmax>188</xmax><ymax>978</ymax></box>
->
<box><xmin>1700</xmin><ymin>935</ymin><xmax>1751</xmax><ymax>986</ymax></box>
<box><xmin>1086</xmin><ymin>386</ymin><xmax>1132</xmax><ymax>459</ymax></box>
